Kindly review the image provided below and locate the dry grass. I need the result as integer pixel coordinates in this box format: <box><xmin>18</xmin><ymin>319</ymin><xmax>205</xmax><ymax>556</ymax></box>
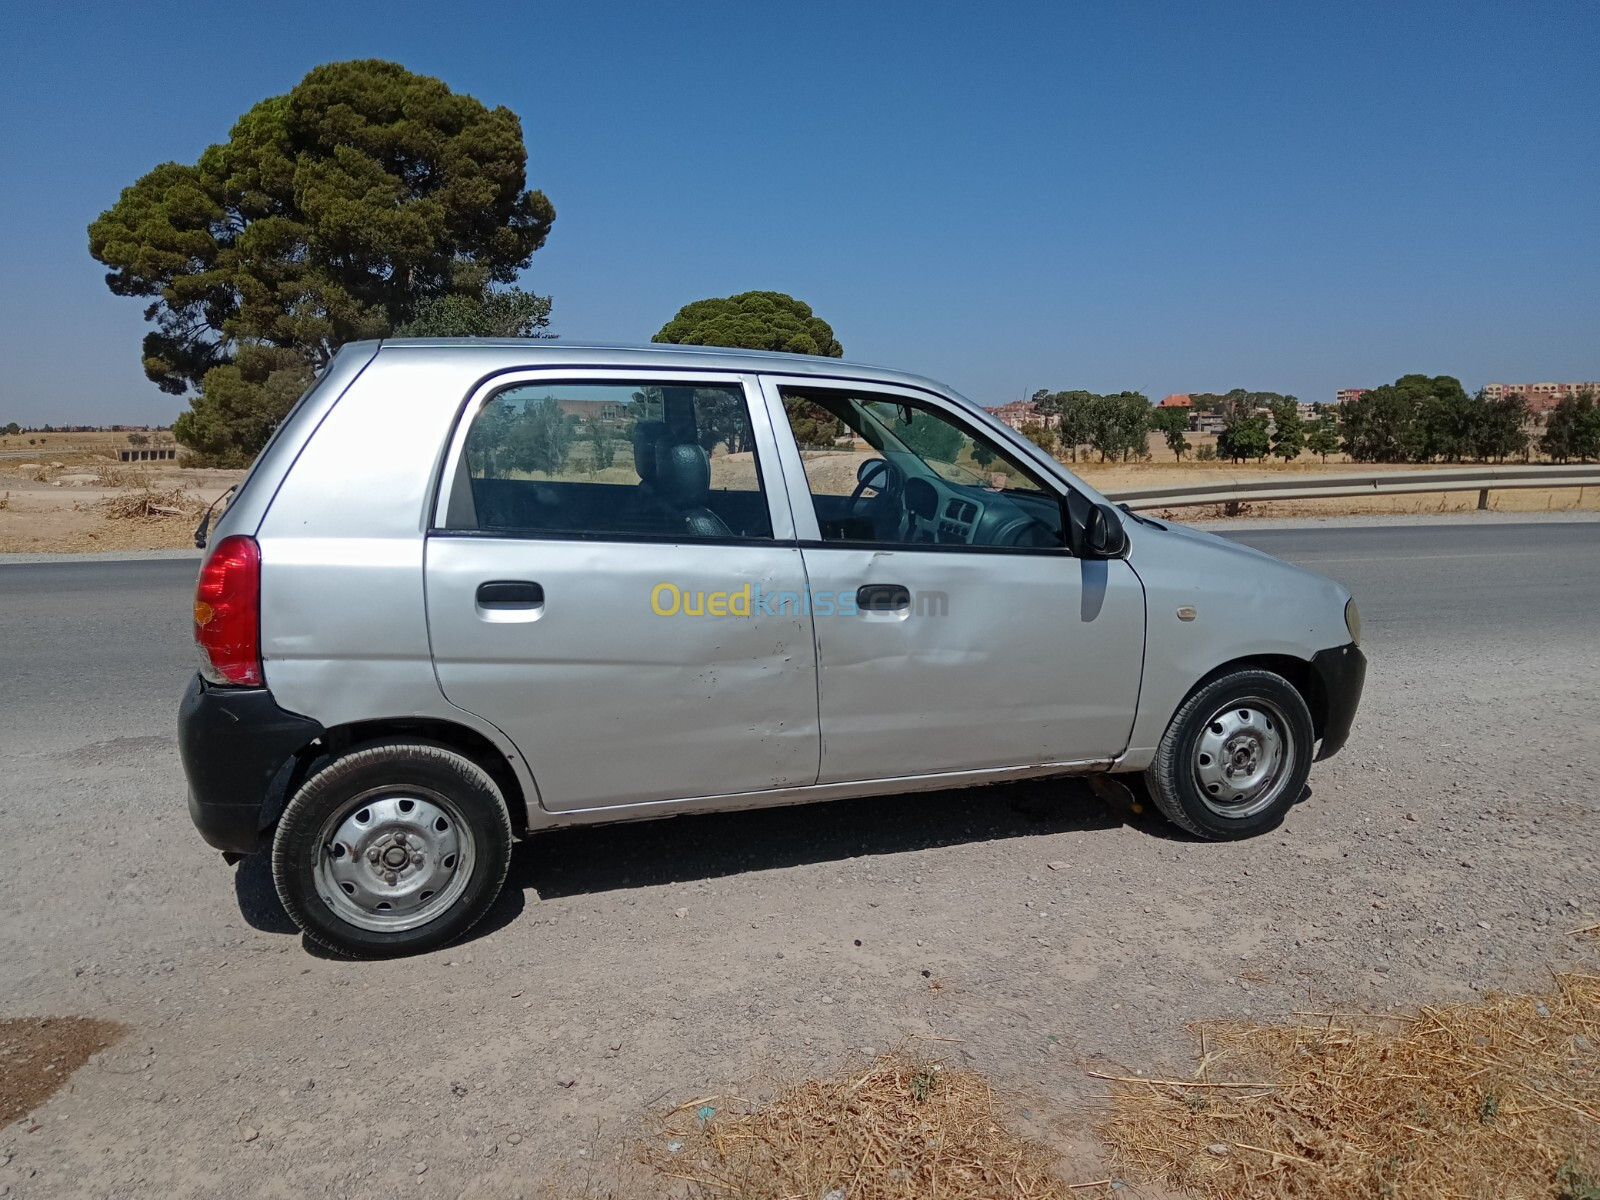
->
<box><xmin>641</xmin><ymin>1050</ymin><xmax>1082</xmax><ymax>1200</ymax></box>
<box><xmin>1099</xmin><ymin>973</ymin><xmax>1600</xmax><ymax>1199</ymax></box>
<box><xmin>92</xmin><ymin>485</ymin><xmax>203</xmax><ymax>521</ymax></box>
<box><xmin>92</xmin><ymin>463</ymin><xmax>154</xmax><ymax>488</ymax></box>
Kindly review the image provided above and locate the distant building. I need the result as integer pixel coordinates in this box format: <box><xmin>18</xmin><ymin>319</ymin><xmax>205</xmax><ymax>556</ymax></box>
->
<box><xmin>1334</xmin><ymin>388</ymin><xmax>1368</xmax><ymax>407</ymax></box>
<box><xmin>988</xmin><ymin>400</ymin><xmax>1056</xmax><ymax>430</ymax></box>
<box><xmin>1157</xmin><ymin>394</ymin><xmax>1192</xmax><ymax>408</ymax></box>
<box><xmin>1483</xmin><ymin>381</ymin><xmax>1600</xmax><ymax>414</ymax></box>
<box><xmin>118</xmin><ymin>447</ymin><xmax>179</xmax><ymax>463</ymax></box>
<box><xmin>555</xmin><ymin>398</ymin><xmax>627</xmax><ymax>426</ymax></box>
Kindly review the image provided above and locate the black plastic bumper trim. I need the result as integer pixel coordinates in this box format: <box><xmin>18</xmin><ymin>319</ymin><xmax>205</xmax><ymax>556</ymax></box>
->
<box><xmin>178</xmin><ymin>675</ymin><xmax>324</xmax><ymax>855</ymax></box>
<box><xmin>1310</xmin><ymin>642</ymin><xmax>1366</xmax><ymax>761</ymax></box>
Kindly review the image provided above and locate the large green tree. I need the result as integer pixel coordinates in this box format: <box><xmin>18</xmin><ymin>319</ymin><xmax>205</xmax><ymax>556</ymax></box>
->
<box><xmin>1340</xmin><ymin>375</ymin><xmax>1468</xmax><ymax>463</ymax></box>
<box><xmin>1473</xmin><ymin>392</ymin><xmax>1530</xmax><ymax>462</ymax></box>
<box><xmin>653</xmin><ymin>291</ymin><xmax>843</xmax><ymax>357</ymax></box>
<box><xmin>1085</xmin><ymin>392</ymin><xmax>1153</xmax><ymax>463</ymax></box>
<box><xmin>1540</xmin><ymin>389</ymin><xmax>1600</xmax><ymax>462</ymax></box>
<box><xmin>396</xmin><ymin>289</ymin><xmax>553</xmax><ymax>338</ymax></box>
<box><xmin>89</xmin><ymin>59</ymin><xmax>555</xmax><ymax>464</ymax></box>
<box><xmin>1031</xmin><ymin>389</ymin><xmax>1096</xmax><ymax>461</ymax></box>
<box><xmin>655</xmin><ymin>292</ymin><xmax>843</xmax><ymax>451</ymax></box>
<box><xmin>1219</xmin><ymin>411</ymin><xmax>1271</xmax><ymax>463</ymax></box>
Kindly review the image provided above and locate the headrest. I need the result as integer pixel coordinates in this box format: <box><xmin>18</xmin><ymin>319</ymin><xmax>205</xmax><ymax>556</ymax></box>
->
<box><xmin>655</xmin><ymin>442</ymin><xmax>711</xmax><ymax>506</ymax></box>
<box><xmin>633</xmin><ymin>420</ymin><xmax>668</xmax><ymax>485</ymax></box>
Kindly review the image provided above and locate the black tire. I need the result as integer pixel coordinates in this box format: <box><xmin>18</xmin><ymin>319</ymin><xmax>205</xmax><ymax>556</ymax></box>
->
<box><xmin>1143</xmin><ymin>668</ymin><xmax>1313</xmax><ymax>841</ymax></box>
<box><xmin>272</xmin><ymin>740</ymin><xmax>514</xmax><ymax>958</ymax></box>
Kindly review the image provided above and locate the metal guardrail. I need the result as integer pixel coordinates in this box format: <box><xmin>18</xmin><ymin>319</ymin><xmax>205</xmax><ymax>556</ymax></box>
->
<box><xmin>1103</xmin><ymin>464</ymin><xmax>1600</xmax><ymax>511</ymax></box>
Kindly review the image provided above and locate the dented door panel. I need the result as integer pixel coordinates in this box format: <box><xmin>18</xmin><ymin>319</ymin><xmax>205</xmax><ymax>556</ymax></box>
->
<box><xmin>797</xmin><ymin>545</ymin><xmax>1146</xmax><ymax>784</ymax></box>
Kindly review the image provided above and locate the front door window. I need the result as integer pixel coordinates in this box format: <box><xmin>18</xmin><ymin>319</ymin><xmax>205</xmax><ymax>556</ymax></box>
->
<box><xmin>778</xmin><ymin>387</ymin><xmax>1068</xmax><ymax>550</ymax></box>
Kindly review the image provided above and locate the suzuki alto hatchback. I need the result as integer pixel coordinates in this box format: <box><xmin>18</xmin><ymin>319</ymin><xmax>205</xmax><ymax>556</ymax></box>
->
<box><xmin>179</xmin><ymin>341</ymin><xmax>1365</xmax><ymax>957</ymax></box>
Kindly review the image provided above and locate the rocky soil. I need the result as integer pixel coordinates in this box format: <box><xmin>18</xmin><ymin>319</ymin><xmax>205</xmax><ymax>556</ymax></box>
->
<box><xmin>0</xmin><ymin>521</ymin><xmax>1596</xmax><ymax>1197</ymax></box>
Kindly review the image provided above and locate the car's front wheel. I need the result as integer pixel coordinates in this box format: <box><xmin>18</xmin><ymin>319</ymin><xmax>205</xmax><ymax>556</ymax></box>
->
<box><xmin>271</xmin><ymin>741</ymin><xmax>514</xmax><ymax>958</ymax></box>
<box><xmin>1144</xmin><ymin>668</ymin><xmax>1313</xmax><ymax>840</ymax></box>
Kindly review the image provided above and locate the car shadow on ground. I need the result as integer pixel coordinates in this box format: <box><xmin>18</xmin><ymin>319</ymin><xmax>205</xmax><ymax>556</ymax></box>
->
<box><xmin>508</xmin><ymin>775</ymin><xmax>1163</xmax><ymax>900</ymax></box>
<box><xmin>233</xmin><ymin>775</ymin><xmax>1220</xmax><ymax>954</ymax></box>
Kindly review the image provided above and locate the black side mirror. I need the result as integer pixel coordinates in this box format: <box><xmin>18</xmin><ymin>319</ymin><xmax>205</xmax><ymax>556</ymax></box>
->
<box><xmin>1083</xmin><ymin>501</ymin><xmax>1128</xmax><ymax>558</ymax></box>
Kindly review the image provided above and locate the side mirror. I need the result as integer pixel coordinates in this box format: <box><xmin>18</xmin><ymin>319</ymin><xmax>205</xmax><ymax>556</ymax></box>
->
<box><xmin>1083</xmin><ymin>501</ymin><xmax>1128</xmax><ymax>558</ymax></box>
<box><xmin>856</xmin><ymin>457</ymin><xmax>898</xmax><ymax>496</ymax></box>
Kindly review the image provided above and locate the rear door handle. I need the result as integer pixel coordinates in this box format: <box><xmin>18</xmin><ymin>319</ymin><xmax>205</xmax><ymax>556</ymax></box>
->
<box><xmin>475</xmin><ymin>580</ymin><xmax>544</xmax><ymax>617</ymax></box>
<box><xmin>856</xmin><ymin>583</ymin><xmax>910</xmax><ymax>614</ymax></box>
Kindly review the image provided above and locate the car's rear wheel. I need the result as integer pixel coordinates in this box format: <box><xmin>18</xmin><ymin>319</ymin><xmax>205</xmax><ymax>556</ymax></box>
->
<box><xmin>272</xmin><ymin>741</ymin><xmax>513</xmax><ymax>958</ymax></box>
<box><xmin>1144</xmin><ymin>668</ymin><xmax>1313</xmax><ymax>840</ymax></box>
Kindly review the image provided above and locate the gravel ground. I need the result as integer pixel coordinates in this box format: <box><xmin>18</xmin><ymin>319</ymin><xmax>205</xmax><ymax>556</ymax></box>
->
<box><xmin>0</xmin><ymin>520</ymin><xmax>1597</xmax><ymax>1197</ymax></box>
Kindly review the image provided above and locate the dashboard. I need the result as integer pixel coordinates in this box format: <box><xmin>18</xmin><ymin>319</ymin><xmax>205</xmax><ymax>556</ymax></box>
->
<box><xmin>901</xmin><ymin>476</ymin><xmax>1064</xmax><ymax>548</ymax></box>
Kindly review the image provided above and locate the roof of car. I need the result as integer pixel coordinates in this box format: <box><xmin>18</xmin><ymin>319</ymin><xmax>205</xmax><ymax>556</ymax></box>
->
<box><xmin>358</xmin><ymin>338</ymin><xmax>960</xmax><ymax>398</ymax></box>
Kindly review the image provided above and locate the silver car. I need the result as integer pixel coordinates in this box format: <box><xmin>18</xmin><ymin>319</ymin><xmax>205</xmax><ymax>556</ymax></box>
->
<box><xmin>179</xmin><ymin>341</ymin><xmax>1365</xmax><ymax>957</ymax></box>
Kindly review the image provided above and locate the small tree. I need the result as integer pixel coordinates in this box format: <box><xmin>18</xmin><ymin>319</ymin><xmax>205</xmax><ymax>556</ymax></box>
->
<box><xmin>588</xmin><ymin>427</ymin><xmax>616</xmax><ymax>472</ymax></box>
<box><xmin>126</xmin><ymin>432</ymin><xmax>150</xmax><ymax>447</ymax></box>
<box><xmin>695</xmin><ymin>389</ymin><xmax>758</xmax><ymax>455</ymax></box>
<box><xmin>1050</xmin><ymin>391</ymin><xmax>1095</xmax><ymax>462</ymax></box>
<box><xmin>505</xmin><ymin>396</ymin><xmax>574</xmax><ymax>475</ymax></box>
<box><xmin>783</xmin><ymin>396</ymin><xmax>845</xmax><ymax>448</ymax></box>
<box><xmin>1017</xmin><ymin>421</ymin><xmax>1057</xmax><ymax>455</ymax></box>
<box><xmin>1148</xmin><ymin>406</ymin><xmax>1191</xmax><ymax>461</ymax></box>
<box><xmin>1219</xmin><ymin>412</ymin><xmax>1270</xmax><ymax>463</ymax></box>
<box><xmin>1269</xmin><ymin>398</ymin><xmax>1305</xmax><ymax>462</ymax></box>
<box><xmin>898</xmin><ymin>411</ymin><xmax>965</xmax><ymax>463</ymax></box>
<box><xmin>1085</xmin><ymin>392</ymin><xmax>1153</xmax><ymax>462</ymax></box>
<box><xmin>1306</xmin><ymin>415</ymin><xmax>1341</xmax><ymax>463</ymax></box>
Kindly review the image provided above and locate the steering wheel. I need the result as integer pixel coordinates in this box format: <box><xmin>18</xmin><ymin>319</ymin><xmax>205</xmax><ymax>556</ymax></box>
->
<box><xmin>990</xmin><ymin>511</ymin><xmax>1055</xmax><ymax>548</ymax></box>
<box><xmin>848</xmin><ymin>457</ymin><xmax>905</xmax><ymax>512</ymax></box>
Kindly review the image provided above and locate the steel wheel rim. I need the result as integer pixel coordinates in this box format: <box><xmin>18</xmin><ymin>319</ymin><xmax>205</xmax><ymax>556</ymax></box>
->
<box><xmin>313</xmin><ymin>786</ymin><xmax>476</xmax><ymax>932</ymax></box>
<box><xmin>1192</xmin><ymin>696</ymin><xmax>1294</xmax><ymax>819</ymax></box>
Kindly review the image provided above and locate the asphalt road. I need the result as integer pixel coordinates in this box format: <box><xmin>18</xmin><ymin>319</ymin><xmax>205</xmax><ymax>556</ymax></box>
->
<box><xmin>3</xmin><ymin>521</ymin><xmax>1596</xmax><ymax>755</ymax></box>
<box><xmin>1</xmin><ymin>518</ymin><xmax>1597</xmax><ymax>1197</ymax></box>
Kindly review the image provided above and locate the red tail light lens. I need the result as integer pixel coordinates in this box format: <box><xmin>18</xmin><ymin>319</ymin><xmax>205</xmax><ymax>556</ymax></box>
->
<box><xmin>194</xmin><ymin>535</ymin><xmax>262</xmax><ymax>686</ymax></box>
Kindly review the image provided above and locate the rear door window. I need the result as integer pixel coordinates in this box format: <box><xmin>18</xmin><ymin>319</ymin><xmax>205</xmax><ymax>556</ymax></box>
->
<box><xmin>447</xmin><ymin>381</ymin><xmax>773</xmax><ymax>541</ymax></box>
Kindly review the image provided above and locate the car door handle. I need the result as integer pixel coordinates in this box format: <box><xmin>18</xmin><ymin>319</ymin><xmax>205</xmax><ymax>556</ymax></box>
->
<box><xmin>476</xmin><ymin>580</ymin><xmax>544</xmax><ymax>611</ymax></box>
<box><xmin>856</xmin><ymin>583</ymin><xmax>910</xmax><ymax>614</ymax></box>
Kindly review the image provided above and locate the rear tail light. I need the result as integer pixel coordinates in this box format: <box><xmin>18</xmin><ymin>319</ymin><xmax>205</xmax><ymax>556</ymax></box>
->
<box><xmin>194</xmin><ymin>535</ymin><xmax>263</xmax><ymax>686</ymax></box>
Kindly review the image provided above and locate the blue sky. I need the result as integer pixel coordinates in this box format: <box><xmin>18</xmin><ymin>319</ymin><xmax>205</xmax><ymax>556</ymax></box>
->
<box><xmin>1</xmin><ymin>0</ymin><xmax>1595</xmax><ymax>424</ymax></box>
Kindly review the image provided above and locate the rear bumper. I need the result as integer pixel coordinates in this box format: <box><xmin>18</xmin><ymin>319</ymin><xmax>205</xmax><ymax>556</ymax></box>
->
<box><xmin>1310</xmin><ymin>642</ymin><xmax>1366</xmax><ymax>761</ymax></box>
<box><xmin>178</xmin><ymin>675</ymin><xmax>323</xmax><ymax>855</ymax></box>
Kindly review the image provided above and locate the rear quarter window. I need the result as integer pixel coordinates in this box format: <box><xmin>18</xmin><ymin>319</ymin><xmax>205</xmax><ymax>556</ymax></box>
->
<box><xmin>446</xmin><ymin>380</ymin><xmax>773</xmax><ymax>542</ymax></box>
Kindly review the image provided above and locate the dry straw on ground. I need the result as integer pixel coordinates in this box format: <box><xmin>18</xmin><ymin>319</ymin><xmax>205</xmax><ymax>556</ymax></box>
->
<box><xmin>641</xmin><ymin>1050</ymin><xmax>1082</xmax><ymax>1200</ymax></box>
<box><xmin>92</xmin><ymin>464</ymin><xmax>153</xmax><ymax>488</ymax></box>
<box><xmin>1099</xmin><ymin>972</ymin><xmax>1600</xmax><ymax>1199</ymax></box>
<box><xmin>93</xmin><ymin>485</ymin><xmax>202</xmax><ymax>521</ymax></box>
